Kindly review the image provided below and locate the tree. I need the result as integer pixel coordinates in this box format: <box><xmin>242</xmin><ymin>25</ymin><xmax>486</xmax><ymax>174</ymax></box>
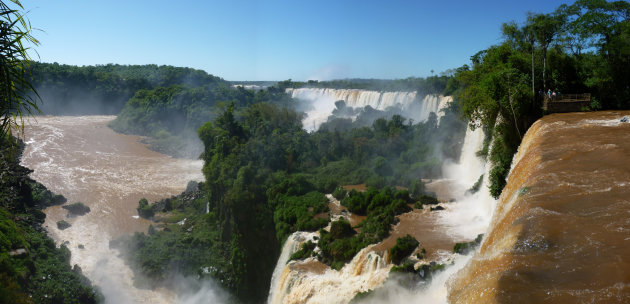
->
<box><xmin>0</xmin><ymin>0</ymin><xmax>39</xmax><ymax>140</ymax></box>
<box><xmin>531</xmin><ymin>12</ymin><xmax>563</xmax><ymax>89</ymax></box>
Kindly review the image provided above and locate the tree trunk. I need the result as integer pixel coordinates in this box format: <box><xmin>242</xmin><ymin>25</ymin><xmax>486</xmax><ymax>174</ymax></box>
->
<box><xmin>542</xmin><ymin>48</ymin><xmax>547</xmax><ymax>90</ymax></box>
<box><xmin>531</xmin><ymin>48</ymin><xmax>535</xmax><ymax>104</ymax></box>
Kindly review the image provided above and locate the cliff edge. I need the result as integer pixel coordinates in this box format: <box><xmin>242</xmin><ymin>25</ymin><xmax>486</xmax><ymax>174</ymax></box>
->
<box><xmin>448</xmin><ymin>111</ymin><xmax>630</xmax><ymax>303</ymax></box>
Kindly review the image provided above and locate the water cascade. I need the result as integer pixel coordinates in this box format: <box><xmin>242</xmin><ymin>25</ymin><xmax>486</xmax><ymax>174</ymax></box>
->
<box><xmin>448</xmin><ymin>111</ymin><xmax>630</xmax><ymax>303</ymax></box>
<box><xmin>268</xmin><ymin>241</ymin><xmax>390</xmax><ymax>304</ymax></box>
<box><xmin>286</xmin><ymin>88</ymin><xmax>451</xmax><ymax>131</ymax></box>
<box><xmin>268</xmin><ymin>118</ymin><xmax>494</xmax><ymax>303</ymax></box>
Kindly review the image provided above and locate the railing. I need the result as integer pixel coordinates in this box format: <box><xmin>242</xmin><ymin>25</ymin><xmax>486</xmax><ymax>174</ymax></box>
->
<box><xmin>542</xmin><ymin>93</ymin><xmax>591</xmax><ymax>112</ymax></box>
<box><xmin>544</xmin><ymin>93</ymin><xmax>591</xmax><ymax>103</ymax></box>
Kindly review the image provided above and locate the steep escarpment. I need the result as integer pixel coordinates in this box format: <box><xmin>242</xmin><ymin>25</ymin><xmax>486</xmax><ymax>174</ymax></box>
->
<box><xmin>449</xmin><ymin>111</ymin><xmax>630</xmax><ymax>303</ymax></box>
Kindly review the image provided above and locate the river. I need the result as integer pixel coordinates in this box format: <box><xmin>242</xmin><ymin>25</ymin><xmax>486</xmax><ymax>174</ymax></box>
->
<box><xmin>20</xmin><ymin>116</ymin><xmax>204</xmax><ymax>304</ymax></box>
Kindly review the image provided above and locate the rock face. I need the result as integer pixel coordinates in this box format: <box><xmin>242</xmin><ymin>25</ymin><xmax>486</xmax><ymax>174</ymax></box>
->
<box><xmin>448</xmin><ymin>111</ymin><xmax>630</xmax><ymax>303</ymax></box>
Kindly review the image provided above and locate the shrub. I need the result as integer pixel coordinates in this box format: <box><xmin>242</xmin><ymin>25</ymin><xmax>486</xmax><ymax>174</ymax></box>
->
<box><xmin>137</xmin><ymin>198</ymin><xmax>154</xmax><ymax>219</ymax></box>
<box><xmin>329</xmin><ymin>219</ymin><xmax>355</xmax><ymax>239</ymax></box>
<box><xmin>289</xmin><ymin>241</ymin><xmax>316</xmax><ymax>261</ymax></box>
<box><xmin>332</xmin><ymin>186</ymin><xmax>347</xmax><ymax>200</ymax></box>
<box><xmin>417</xmin><ymin>194</ymin><xmax>439</xmax><ymax>205</ymax></box>
<box><xmin>389</xmin><ymin>235</ymin><xmax>419</xmax><ymax>265</ymax></box>
<box><xmin>453</xmin><ymin>234</ymin><xmax>483</xmax><ymax>254</ymax></box>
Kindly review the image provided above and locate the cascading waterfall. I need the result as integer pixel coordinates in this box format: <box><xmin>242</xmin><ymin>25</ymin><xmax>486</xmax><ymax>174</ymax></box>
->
<box><xmin>438</xmin><ymin>124</ymin><xmax>496</xmax><ymax>240</ymax></box>
<box><xmin>267</xmin><ymin>119</ymin><xmax>495</xmax><ymax>304</ymax></box>
<box><xmin>268</xmin><ymin>243</ymin><xmax>391</xmax><ymax>304</ymax></box>
<box><xmin>448</xmin><ymin>111</ymin><xmax>630</xmax><ymax>303</ymax></box>
<box><xmin>286</xmin><ymin>88</ymin><xmax>450</xmax><ymax>131</ymax></box>
<box><xmin>267</xmin><ymin>232</ymin><xmax>319</xmax><ymax>304</ymax></box>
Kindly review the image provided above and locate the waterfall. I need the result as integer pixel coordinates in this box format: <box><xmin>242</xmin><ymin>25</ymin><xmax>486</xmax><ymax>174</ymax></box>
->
<box><xmin>268</xmin><ymin>245</ymin><xmax>391</xmax><ymax>304</ymax></box>
<box><xmin>448</xmin><ymin>111</ymin><xmax>630</xmax><ymax>303</ymax></box>
<box><xmin>267</xmin><ymin>121</ymin><xmax>495</xmax><ymax>303</ymax></box>
<box><xmin>267</xmin><ymin>232</ymin><xmax>318</xmax><ymax>304</ymax></box>
<box><xmin>286</xmin><ymin>88</ymin><xmax>450</xmax><ymax>131</ymax></box>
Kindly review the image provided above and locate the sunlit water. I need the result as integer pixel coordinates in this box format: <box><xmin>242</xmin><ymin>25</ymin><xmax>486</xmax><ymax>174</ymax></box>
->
<box><xmin>20</xmin><ymin>116</ymin><xmax>204</xmax><ymax>304</ymax></box>
<box><xmin>449</xmin><ymin>111</ymin><xmax>630</xmax><ymax>303</ymax></box>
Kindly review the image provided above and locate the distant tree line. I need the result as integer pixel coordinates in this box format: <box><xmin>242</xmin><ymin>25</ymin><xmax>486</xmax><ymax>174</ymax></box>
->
<box><xmin>28</xmin><ymin>62</ymin><xmax>225</xmax><ymax>115</ymax></box>
<box><xmin>277</xmin><ymin>75</ymin><xmax>457</xmax><ymax>97</ymax></box>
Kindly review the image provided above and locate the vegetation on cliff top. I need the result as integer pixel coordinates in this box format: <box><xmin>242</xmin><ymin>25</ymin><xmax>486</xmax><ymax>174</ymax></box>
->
<box><xmin>120</xmin><ymin>99</ymin><xmax>455</xmax><ymax>302</ymax></box>
<box><xmin>453</xmin><ymin>0</ymin><xmax>630</xmax><ymax>197</ymax></box>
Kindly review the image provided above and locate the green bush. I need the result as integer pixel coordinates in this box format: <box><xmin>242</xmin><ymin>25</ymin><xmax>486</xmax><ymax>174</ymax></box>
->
<box><xmin>389</xmin><ymin>235</ymin><xmax>419</xmax><ymax>265</ymax></box>
<box><xmin>289</xmin><ymin>241</ymin><xmax>316</xmax><ymax>261</ymax></box>
<box><xmin>453</xmin><ymin>234</ymin><xmax>484</xmax><ymax>254</ymax></box>
<box><xmin>417</xmin><ymin>194</ymin><xmax>439</xmax><ymax>205</ymax></box>
<box><xmin>330</xmin><ymin>219</ymin><xmax>355</xmax><ymax>239</ymax></box>
<box><xmin>137</xmin><ymin>198</ymin><xmax>154</xmax><ymax>219</ymax></box>
<box><xmin>332</xmin><ymin>186</ymin><xmax>347</xmax><ymax>200</ymax></box>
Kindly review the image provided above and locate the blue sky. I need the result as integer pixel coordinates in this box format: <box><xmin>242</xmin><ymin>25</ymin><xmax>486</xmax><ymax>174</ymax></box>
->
<box><xmin>25</xmin><ymin>0</ymin><xmax>574</xmax><ymax>81</ymax></box>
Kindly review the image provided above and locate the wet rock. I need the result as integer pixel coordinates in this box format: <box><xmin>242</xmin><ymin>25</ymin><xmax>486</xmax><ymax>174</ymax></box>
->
<box><xmin>57</xmin><ymin>220</ymin><xmax>71</xmax><ymax>230</ymax></box>
<box><xmin>621</xmin><ymin>116</ymin><xmax>629</xmax><ymax>123</ymax></box>
<box><xmin>430</xmin><ymin>206</ymin><xmax>445</xmax><ymax>211</ymax></box>
<box><xmin>62</xmin><ymin>202</ymin><xmax>90</xmax><ymax>217</ymax></box>
<box><xmin>78</xmin><ymin>244</ymin><xmax>85</xmax><ymax>249</ymax></box>
<box><xmin>453</xmin><ymin>234</ymin><xmax>484</xmax><ymax>254</ymax></box>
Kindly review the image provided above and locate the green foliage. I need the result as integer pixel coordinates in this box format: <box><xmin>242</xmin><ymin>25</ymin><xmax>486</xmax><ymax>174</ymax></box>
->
<box><xmin>453</xmin><ymin>234</ymin><xmax>484</xmax><ymax>254</ymax></box>
<box><xmin>0</xmin><ymin>0</ymin><xmax>40</xmax><ymax>141</ymax></box>
<box><xmin>454</xmin><ymin>0</ymin><xmax>630</xmax><ymax>197</ymax></box>
<box><xmin>137</xmin><ymin>198</ymin><xmax>154</xmax><ymax>219</ymax></box>
<box><xmin>316</xmin><ymin>187</ymin><xmax>414</xmax><ymax>269</ymax></box>
<box><xmin>289</xmin><ymin>241</ymin><xmax>316</xmax><ymax>261</ymax></box>
<box><xmin>389</xmin><ymin>235</ymin><xmax>419</xmax><ymax>265</ymax></box>
<box><xmin>332</xmin><ymin>186</ymin><xmax>347</xmax><ymax>200</ymax></box>
<box><xmin>110</xmin><ymin>82</ymin><xmax>293</xmax><ymax>158</ymax></box>
<box><xmin>390</xmin><ymin>260</ymin><xmax>417</xmax><ymax>273</ymax></box>
<box><xmin>273</xmin><ymin>191</ymin><xmax>329</xmax><ymax>242</ymax></box>
<box><xmin>0</xmin><ymin>136</ymin><xmax>99</xmax><ymax>303</ymax></box>
<box><xmin>417</xmin><ymin>194</ymin><xmax>439</xmax><ymax>205</ymax></box>
<box><xmin>30</xmin><ymin>62</ymin><xmax>225</xmax><ymax>115</ymax></box>
<box><xmin>285</xmin><ymin>76</ymin><xmax>453</xmax><ymax>97</ymax></box>
<box><xmin>125</xmin><ymin>99</ymin><xmax>464</xmax><ymax>301</ymax></box>
<box><xmin>468</xmin><ymin>175</ymin><xmax>484</xmax><ymax>194</ymax></box>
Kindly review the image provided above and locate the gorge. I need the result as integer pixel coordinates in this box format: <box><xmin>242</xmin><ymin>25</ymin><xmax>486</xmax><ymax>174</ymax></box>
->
<box><xmin>19</xmin><ymin>116</ymin><xmax>204</xmax><ymax>303</ymax></box>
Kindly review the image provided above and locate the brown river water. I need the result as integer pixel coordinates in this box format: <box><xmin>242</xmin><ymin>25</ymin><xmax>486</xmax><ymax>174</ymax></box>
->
<box><xmin>20</xmin><ymin>116</ymin><xmax>204</xmax><ymax>304</ymax></box>
<box><xmin>449</xmin><ymin>111</ymin><xmax>630</xmax><ymax>303</ymax></box>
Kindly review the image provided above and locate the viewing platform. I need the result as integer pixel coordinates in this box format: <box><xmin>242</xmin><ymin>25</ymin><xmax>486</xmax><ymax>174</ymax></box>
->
<box><xmin>543</xmin><ymin>93</ymin><xmax>591</xmax><ymax>113</ymax></box>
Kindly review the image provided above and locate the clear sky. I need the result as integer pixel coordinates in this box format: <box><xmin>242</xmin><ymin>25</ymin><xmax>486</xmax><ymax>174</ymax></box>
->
<box><xmin>25</xmin><ymin>0</ymin><xmax>574</xmax><ymax>81</ymax></box>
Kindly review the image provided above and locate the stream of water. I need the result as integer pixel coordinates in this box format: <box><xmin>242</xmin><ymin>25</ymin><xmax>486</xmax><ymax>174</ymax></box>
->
<box><xmin>20</xmin><ymin>115</ymin><xmax>204</xmax><ymax>304</ymax></box>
